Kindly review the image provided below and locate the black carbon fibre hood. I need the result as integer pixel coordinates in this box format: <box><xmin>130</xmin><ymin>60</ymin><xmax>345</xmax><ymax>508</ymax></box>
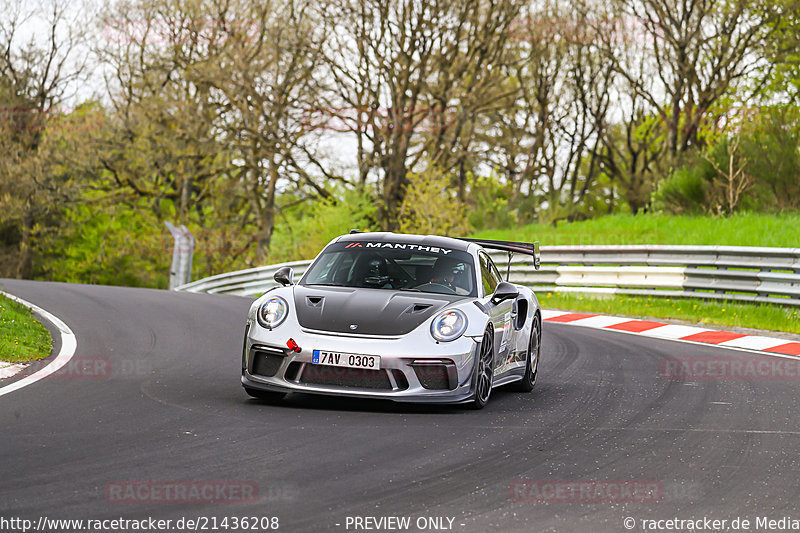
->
<box><xmin>293</xmin><ymin>286</ymin><xmax>460</xmax><ymax>335</ymax></box>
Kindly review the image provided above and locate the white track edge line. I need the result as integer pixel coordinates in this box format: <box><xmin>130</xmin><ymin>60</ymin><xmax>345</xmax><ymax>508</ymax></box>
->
<box><xmin>0</xmin><ymin>290</ymin><xmax>77</xmax><ymax>397</ymax></box>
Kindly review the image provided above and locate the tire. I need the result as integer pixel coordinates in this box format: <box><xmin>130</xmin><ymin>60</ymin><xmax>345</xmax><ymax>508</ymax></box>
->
<box><xmin>512</xmin><ymin>313</ymin><xmax>540</xmax><ymax>392</ymax></box>
<box><xmin>468</xmin><ymin>327</ymin><xmax>495</xmax><ymax>410</ymax></box>
<box><xmin>244</xmin><ymin>387</ymin><xmax>286</xmax><ymax>402</ymax></box>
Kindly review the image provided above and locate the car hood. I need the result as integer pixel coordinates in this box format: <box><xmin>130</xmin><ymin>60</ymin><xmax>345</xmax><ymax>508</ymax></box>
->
<box><xmin>293</xmin><ymin>285</ymin><xmax>461</xmax><ymax>336</ymax></box>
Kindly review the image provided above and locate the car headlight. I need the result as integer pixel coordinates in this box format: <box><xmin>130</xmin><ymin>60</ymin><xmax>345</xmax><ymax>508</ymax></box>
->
<box><xmin>257</xmin><ymin>297</ymin><xmax>289</xmax><ymax>329</ymax></box>
<box><xmin>430</xmin><ymin>309</ymin><xmax>468</xmax><ymax>342</ymax></box>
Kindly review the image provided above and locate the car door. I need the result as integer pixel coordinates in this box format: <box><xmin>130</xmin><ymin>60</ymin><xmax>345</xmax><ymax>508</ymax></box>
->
<box><xmin>479</xmin><ymin>252</ymin><xmax>515</xmax><ymax>376</ymax></box>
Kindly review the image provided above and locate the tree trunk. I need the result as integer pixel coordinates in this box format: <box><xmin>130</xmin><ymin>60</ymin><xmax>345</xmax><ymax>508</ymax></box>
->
<box><xmin>179</xmin><ymin>175</ymin><xmax>192</xmax><ymax>223</ymax></box>
<box><xmin>255</xmin><ymin>163</ymin><xmax>279</xmax><ymax>263</ymax></box>
<box><xmin>16</xmin><ymin>212</ymin><xmax>34</xmax><ymax>279</ymax></box>
<box><xmin>378</xmin><ymin>155</ymin><xmax>407</xmax><ymax>231</ymax></box>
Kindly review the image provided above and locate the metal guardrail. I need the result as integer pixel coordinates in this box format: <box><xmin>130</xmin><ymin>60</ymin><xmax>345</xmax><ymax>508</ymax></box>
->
<box><xmin>176</xmin><ymin>260</ymin><xmax>313</xmax><ymax>296</ymax></box>
<box><xmin>175</xmin><ymin>245</ymin><xmax>800</xmax><ymax>306</ymax></box>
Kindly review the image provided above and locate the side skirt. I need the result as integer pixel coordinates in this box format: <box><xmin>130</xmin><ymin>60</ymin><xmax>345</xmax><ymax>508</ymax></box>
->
<box><xmin>492</xmin><ymin>374</ymin><xmax>523</xmax><ymax>388</ymax></box>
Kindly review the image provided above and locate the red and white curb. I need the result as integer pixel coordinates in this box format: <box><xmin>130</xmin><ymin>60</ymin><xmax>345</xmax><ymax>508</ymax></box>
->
<box><xmin>542</xmin><ymin>309</ymin><xmax>800</xmax><ymax>358</ymax></box>
<box><xmin>0</xmin><ymin>291</ymin><xmax>77</xmax><ymax>395</ymax></box>
<box><xmin>0</xmin><ymin>362</ymin><xmax>27</xmax><ymax>379</ymax></box>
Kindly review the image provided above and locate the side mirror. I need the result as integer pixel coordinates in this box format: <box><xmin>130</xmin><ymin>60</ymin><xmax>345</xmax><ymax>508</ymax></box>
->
<box><xmin>491</xmin><ymin>281</ymin><xmax>518</xmax><ymax>304</ymax></box>
<box><xmin>274</xmin><ymin>266</ymin><xmax>294</xmax><ymax>287</ymax></box>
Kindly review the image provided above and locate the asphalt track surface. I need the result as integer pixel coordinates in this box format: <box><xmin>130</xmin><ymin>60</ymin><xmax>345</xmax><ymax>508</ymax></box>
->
<box><xmin>1</xmin><ymin>279</ymin><xmax>799</xmax><ymax>533</ymax></box>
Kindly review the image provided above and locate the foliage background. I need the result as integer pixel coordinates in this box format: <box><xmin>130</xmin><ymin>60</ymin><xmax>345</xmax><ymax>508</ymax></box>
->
<box><xmin>1</xmin><ymin>0</ymin><xmax>799</xmax><ymax>288</ymax></box>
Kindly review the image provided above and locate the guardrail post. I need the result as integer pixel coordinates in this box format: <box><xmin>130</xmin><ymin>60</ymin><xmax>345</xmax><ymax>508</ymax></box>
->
<box><xmin>165</xmin><ymin>222</ymin><xmax>195</xmax><ymax>290</ymax></box>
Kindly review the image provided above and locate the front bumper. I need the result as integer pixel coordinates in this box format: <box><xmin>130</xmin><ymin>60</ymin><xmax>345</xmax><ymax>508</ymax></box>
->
<box><xmin>241</xmin><ymin>323</ymin><xmax>481</xmax><ymax>403</ymax></box>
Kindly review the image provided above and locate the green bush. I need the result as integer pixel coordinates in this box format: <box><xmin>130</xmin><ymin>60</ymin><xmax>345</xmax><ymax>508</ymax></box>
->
<box><xmin>398</xmin><ymin>168</ymin><xmax>471</xmax><ymax>236</ymax></box>
<box><xmin>38</xmin><ymin>203</ymin><xmax>172</xmax><ymax>288</ymax></box>
<box><xmin>651</xmin><ymin>164</ymin><xmax>709</xmax><ymax>214</ymax></box>
<box><xmin>654</xmin><ymin>105</ymin><xmax>800</xmax><ymax>214</ymax></box>
<box><xmin>269</xmin><ymin>188</ymin><xmax>376</xmax><ymax>262</ymax></box>
<box><xmin>465</xmin><ymin>173</ymin><xmax>518</xmax><ymax>230</ymax></box>
<box><xmin>739</xmin><ymin>106</ymin><xmax>800</xmax><ymax>210</ymax></box>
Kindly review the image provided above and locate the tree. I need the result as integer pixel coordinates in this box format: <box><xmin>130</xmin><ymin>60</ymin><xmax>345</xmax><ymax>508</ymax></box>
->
<box><xmin>703</xmin><ymin>134</ymin><xmax>752</xmax><ymax>215</ymax></box>
<box><xmin>596</xmin><ymin>103</ymin><xmax>665</xmax><ymax>213</ymax></box>
<box><xmin>319</xmin><ymin>0</ymin><xmax>523</xmax><ymax>230</ymax></box>
<box><xmin>100</xmin><ymin>0</ymin><xmax>328</xmax><ymax>264</ymax></box>
<box><xmin>197</xmin><ymin>0</ymin><xmax>329</xmax><ymax>262</ymax></box>
<box><xmin>0</xmin><ymin>0</ymin><xmax>89</xmax><ymax>278</ymax></box>
<box><xmin>603</xmin><ymin>0</ymin><xmax>779</xmax><ymax>168</ymax></box>
<box><xmin>761</xmin><ymin>0</ymin><xmax>800</xmax><ymax>105</ymax></box>
<box><xmin>481</xmin><ymin>0</ymin><xmax>615</xmax><ymax>223</ymax></box>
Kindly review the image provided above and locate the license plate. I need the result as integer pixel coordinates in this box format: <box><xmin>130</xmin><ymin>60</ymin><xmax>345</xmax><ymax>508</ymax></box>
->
<box><xmin>312</xmin><ymin>350</ymin><xmax>381</xmax><ymax>370</ymax></box>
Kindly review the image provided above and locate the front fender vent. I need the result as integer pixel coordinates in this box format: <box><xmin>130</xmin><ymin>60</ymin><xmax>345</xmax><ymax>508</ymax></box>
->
<box><xmin>408</xmin><ymin>303</ymin><xmax>433</xmax><ymax>314</ymax></box>
<box><xmin>306</xmin><ymin>296</ymin><xmax>324</xmax><ymax>307</ymax></box>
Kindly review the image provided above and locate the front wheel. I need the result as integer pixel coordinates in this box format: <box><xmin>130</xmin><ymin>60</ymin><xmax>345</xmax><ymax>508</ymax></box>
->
<box><xmin>468</xmin><ymin>327</ymin><xmax>495</xmax><ymax>410</ymax></box>
<box><xmin>512</xmin><ymin>313</ymin><xmax>540</xmax><ymax>392</ymax></box>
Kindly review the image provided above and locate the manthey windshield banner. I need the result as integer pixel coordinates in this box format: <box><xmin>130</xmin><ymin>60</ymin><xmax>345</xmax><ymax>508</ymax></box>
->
<box><xmin>340</xmin><ymin>242</ymin><xmax>455</xmax><ymax>255</ymax></box>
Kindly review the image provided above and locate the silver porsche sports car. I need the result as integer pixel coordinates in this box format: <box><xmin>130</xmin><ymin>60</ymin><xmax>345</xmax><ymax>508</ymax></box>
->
<box><xmin>241</xmin><ymin>232</ymin><xmax>542</xmax><ymax>409</ymax></box>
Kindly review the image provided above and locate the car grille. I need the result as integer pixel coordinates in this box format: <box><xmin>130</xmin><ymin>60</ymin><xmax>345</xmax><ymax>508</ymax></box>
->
<box><xmin>249</xmin><ymin>347</ymin><xmax>285</xmax><ymax>378</ymax></box>
<box><xmin>284</xmin><ymin>361</ymin><xmax>302</xmax><ymax>381</ymax></box>
<box><xmin>413</xmin><ymin>364</ymin><xmax>452</xmax><ymax>390</ymax></box>
<box><xmin>299</xmin><ymin>364</ymin><xmax>393</xmax><ymax>390</ymax></box>
<box><xmin>391</xmin><ymin>369</ymin><xmax>409</xmax><ymax>390</ymax></box>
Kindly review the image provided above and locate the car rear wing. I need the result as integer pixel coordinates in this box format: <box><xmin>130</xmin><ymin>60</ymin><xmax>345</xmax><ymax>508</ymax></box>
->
<box><xmin>459</xmin><ymin>238</ymin><xmax>541</xmax><ymax>273</ymax></box>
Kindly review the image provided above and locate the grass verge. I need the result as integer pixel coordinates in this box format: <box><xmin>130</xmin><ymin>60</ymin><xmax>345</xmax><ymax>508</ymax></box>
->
<box><xmin>539</xmin><ymin>292</ymin><xmax>800</xmax><ymax>335</ymax></box>
<box><xmin>0</xmin><ymin>293</ymin><xmax>53</xmax><ymax>363</ymax></box>
<box><xmin>474</xmin><ymin>213</ymin><xmax>800</xmax><ymax>334</ymax></box>
<box><xmin>471</xmin><ymin>213</ymin><xmax>800</xmax><ymax>248</ymax></box>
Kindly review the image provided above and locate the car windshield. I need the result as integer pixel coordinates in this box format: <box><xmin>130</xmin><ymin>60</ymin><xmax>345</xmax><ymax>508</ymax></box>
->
<box><xmin>301</xmin><ymin>241</ymin><xmax>477</xmax><ymax>296</ymax></box>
